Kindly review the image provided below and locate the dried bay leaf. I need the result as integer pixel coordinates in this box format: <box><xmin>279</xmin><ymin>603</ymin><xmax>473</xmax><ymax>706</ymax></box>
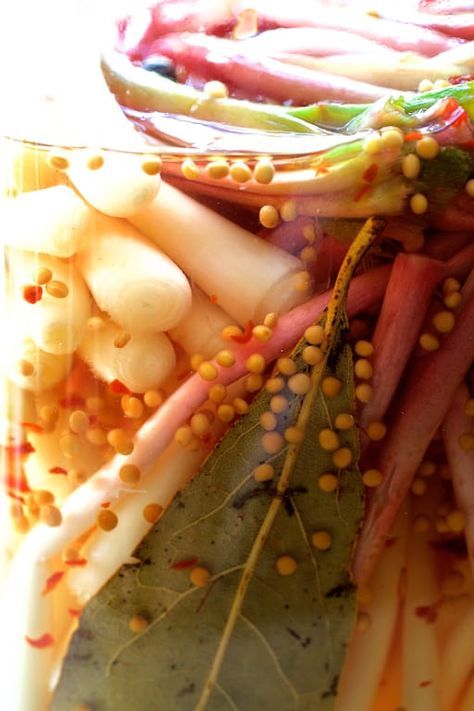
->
<box><xmin>53</xmin><ymin>218</ymin><xmax>385</xmax><ymax>711</ymax></box>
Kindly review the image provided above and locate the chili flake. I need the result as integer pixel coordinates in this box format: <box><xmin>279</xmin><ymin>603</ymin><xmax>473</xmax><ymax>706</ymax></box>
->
<box><xmin>230</xmin><ymin>320</ymin><xmax>254</xmax><ymax>344</ymax></box>
<box><xmin>42</xmin><ymin>571</ymin><xmax>65</xmax><ymax>596</ymax></box>
<box><xmin>25</xmin><ymin>633</ymin><xmax>54</xmax><ymax>649</ymax></box>
<box><xmin>22</xmin><ymin>285</ymin><xmax>42</xmax><ymax>304</ymax></box>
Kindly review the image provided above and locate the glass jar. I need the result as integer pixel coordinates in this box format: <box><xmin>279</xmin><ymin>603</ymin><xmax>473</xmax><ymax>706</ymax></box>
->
<box><xmin>0</xmin><ymin>2</ymin><xmax>473</xmax><ymax>710</ymax></box>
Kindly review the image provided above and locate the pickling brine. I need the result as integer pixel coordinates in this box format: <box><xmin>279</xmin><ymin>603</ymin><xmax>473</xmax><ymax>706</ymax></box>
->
<box><xmin>0</xmin><ymin>1</ymin><xmax>473</xmax><ymax>710</ymax></box>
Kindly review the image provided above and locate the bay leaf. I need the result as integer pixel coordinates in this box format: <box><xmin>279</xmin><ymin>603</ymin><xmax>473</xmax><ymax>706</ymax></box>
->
<box><xmin>53</xmin><ymin>218</ymin><xmax>384</xmax><ymax>711</ymax></box>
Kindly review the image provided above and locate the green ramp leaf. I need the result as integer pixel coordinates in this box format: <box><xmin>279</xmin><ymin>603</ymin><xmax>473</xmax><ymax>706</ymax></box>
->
<box><xmin>53</xmin><ymin>218</ymin><xmax>384</xmax><ymax>711</ymax></box>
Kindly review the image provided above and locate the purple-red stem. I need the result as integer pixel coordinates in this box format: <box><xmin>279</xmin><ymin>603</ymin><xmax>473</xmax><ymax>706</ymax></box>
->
<box><xmin>353</xmin><ymin>271</ymin><xmax>474</xmax><ymax>585</ymax></box>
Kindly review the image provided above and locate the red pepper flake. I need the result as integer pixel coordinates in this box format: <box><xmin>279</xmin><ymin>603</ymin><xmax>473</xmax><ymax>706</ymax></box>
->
<box><xmin>21</xmin><ymin>422</ymin><xmax>44</xmax><ymax>434</ymax></box>
<box><xmin>171</xmin><ymin>557</ymin><xmax>198</xmax><ymax>570</ymax></box>
<box><xmin>362</xmin><ymin>163</ymin><xmax>378</xmax><ymax>183</ymax></box>
<box><xmin>49</xmin><ymin>466</ymin><xmax>68</xmax><ymax>475</ymax></box>
<box><xmin>210</xmin><ymin>294</ymin><xmax>219</xmax><ymax>304</ymax></box>
<box><xmin>68</xmin><ymin>608</ymin><xmax>82</xmax><ymax>618</ymax></box>
<box><xmin>404</xmin><ymin>131</ymin><xmax>423</xmax><ymax>142</ymax></box>
<box><xmin>64</xmin><ymin>558</ymin><xmax>87</xmax><ymax>567</ymax></box>
<box><xmin>353</xmin><ymin>184</ymin><xmax>371</xmax><ymax>202</ymax></box>
<box><xmin>419</xmin><ymin>680</ymin><xmax>432</xmax><ymax>688</ymax></box>
<box><xmin>109</xmin><ymin>379</ymin><xmax>131</xmax><ymax>395</ymax></box>
<box><xmin>25</xmin><ymin>633</ymin><xmax>54</xmax><ymax>649</ymax></box>
<box><xmin>42</xmin><ymin>571</ymin><xmax>65</xmax><ymax>596</ymax></box>
<box><xmin>3</xmin><ymin>469</ymin><xmax>31</xmax><ymax>493</ymax></box>
<box><xmin>313</xmin><ymin>159</ymin><xmax>330</xmax><ymax>175</ymax></box>
<box><xmin>230</xmin><ymin>320</ymin><xmax>254</xmax><ymax>344</ymax></box>
<box><xmin>4</xmin><ymin>441</ymin><xmax>35</xmax><ymax>457</ymax></box>
<box><xmin>22</xmin><ymin>285</ymin><xmax>43</xmax><ymax>304</ymax></box>
<box><xmin>100</xmin><ymin>501</ymin><xmax>111</xmax><ymax>508</ymax></box>
<box><xmin>59</xmin><ymin>394</ymin><xmax>85</xmax><ymax>409</ymax></box>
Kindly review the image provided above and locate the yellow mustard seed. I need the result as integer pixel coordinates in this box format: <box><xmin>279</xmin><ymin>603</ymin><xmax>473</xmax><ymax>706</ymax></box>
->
<box><xmin>253</xmin><ymin>159</ymin><xmax>275</xmax><ymax>185</ymax></box>
<box><xmin>418</xmin><ymin>78</ymin><xmax>434</xmax><ymax>92</ymax></box>
<box><xmin>354</xmin><ymin>340</ymin><xmax>374</xmax><ymax>357</ymax></box>
<box><xmin>465</xmin><ymin>178</ymin><xmax>474</xmax><ymax>198</ymax></box>
<box><xmin>284</xmin><ymin>426</ymin><xmax>304</xmax><ymax>444</ymax></box>
<box><xmin>411</xmin><ymin>477</ymin><xmax>427</xmax><ymax>496</ymax></box>
<box><xmin>191</xmin><ymin>352</ymin><xmax>206</xmax><ymax>371</ymax></box>
<box><xmin>444</xmin><ymin>291</ymin><xmax>463</xmax><ymax>310</ymax></box>
<box><xmin>40</xmin><ymin>505</ymin><xmax>62</xmax><ymax>527</ymax></box>
<box><xmin>355</xmin><ymin>358</ymin><xmax>373</xmax><ymax>380</ymax></box>
<box><xmin>432</xmin><ymin>310</ymin><xmax>455</xmax><ymax>334</ymax></box>
<box><xmin>302</xmin><ymin>345</ymin><xmax>323</xmax><ymax>365</ymax></box>
<box><xmin>413</xmin><ymin>514</ymin><xmax>431</xmax><ymax>534</ymax></box>
<box><xmin>270</xmin><ymin>395</ymin><xmax>288</xmax><ymax>414</ymax></box>
<box><xmin>107</xmin><ymin>429</ymin><xmax>134</xmax><ymax>455</ymax></box>
<box><xmin>59</xmin><ymin>432</ymin><xmax>81</xmax><ymax>458</ymax></box>
<box><xmin>245</xmin><ymin>374</ymin><xmax>263</xmax><ymax>392</ymax></box>
<box><xmin>35</xmin><ymin>490</ymin><xmax>54</xmax><ymax>506</ymax></box>
<box><xmin>280</xmin><ymin>199</ymin><xmax>298</xmax><ymax>222</ymax></box>
<box><xmin>277</xmin><ymin>357</ymin><xmax>297</xmax><ymax>376</ymax></box>
<box><xmin>356</xmin><ymin>612</ymin><xmax>371</xmax><ymax>634</ymax></box>
<box><xmin>181</xmin><ymin>158</ymin><xmax>200</xmax><ymax>180</ymax></box>
<box><xmin>464</xmin><ymin>398</ymin><xmax>474</xmax><ymax>417</ymax></box>
<box><xmin>203</xmin><ymin>80</ymin><xmax>229</xmax><ymax>99</ymax></box>
<box><xmin>143</xmin><ymin>503</ymin><xmax>163</xmax><ymax>523</ymax></box>
<box><xmin>216</xmin><ymin>350</ymin><xmax>235</xmax><ymax>368</ymax></box>
<box><xmin>198</xmin><ymin>361</ymin><xmax>218</xmax><ymax>381</ymax></box>
<box><xmin>97</xmin><ymin>509</ymin><xmax>118</xmax><ymax>531</ymax></box>
<box><xmin>304</xmin><ymin>324</ymin><xmax>325</xmax><ymax>346</ymax></box>
<box><xmin>47</xmin><ymin>151</ymin><xmax>70</xmax><ymax>170</ymax></box>
<box><xmin>252</xmin><ymin>325</ymin><xmax>273</xmax><ymax>342</ymax></box>
<box><xmin>446</xmin><ymin>510</ymin><xmax>466</xmax><ymax>533</ymax></box>
<box><xmin>260</xmin><ymin>411</ymin><xmax>277</xmax><ymax>431</ymax></box>
<box><xmin>68</xmin><ymin>469</ymin><xmax>87</xmax><ymax>487</ymax></box>
<box><xmin>275</xmin><ymin>555</ymin><xmax>297</xmax><ymax>576</ymax></box>
<box><xmin>367</xmin><ymin>421</ymin><xmax>387</xmax><ymax>441</ymax></box>
<box><xmin>355</xmin><ymin>383</ymin><xmax>373</xmax><ymax>403</ymax></box>
<box><xmin>39</xmin><ymin>404</ymin><xmax>59</xmax><ymax>426</ymax></box>
<box><xmin>442</xmin><ymin>277</ymin><xmax>461</xmax><ymax>295</ymax></box>
<box><xmin>334</xmin><ymin>413</ymin><xmax>354</xmax><ymax>431</ymax></box>
<box><xmin>332</xmin><ymin>447</ymin><xmax>353</xmax><ymax>469</ymax></box>
<box><xmin>86</xmin><ymin>427</ymin><xmax>107</xmax><ymax>446</ymax></box>
<box><xmin>262</xmin><ymin>431</ymin><xmax>284</xmax><ymax>455</ymax></box>
<box><xmin>34</xmin><ymin>267</ymin><xmax>53</xmax><ymax>285</ymax></box>
<box><xmin>143</xmin><ymin>389</ymin><xmax>164</xmax><ymax>408</ymax></box>
<box><xmin>128</xmin><ymin>614</ymin><xmax>149</xmax><ymax>634</ymax></box>
<box><xmin>209</xmin><ymin>383</ymin><xmax>227</xmax><ymax>403</ymax></box>
<box><xmin>436</xmin><ymin>517</ymin><xmax>450</xmax><ymax>534</ymax></box>
<box><xmin>18</xmin><ymin>359</ymin><xmax>34</xmax><ymax>376</ymax></box>
<box><xmin>217</xmin><ymin>404</ymin><xmax>235</xmax><ymax>423</ymax></box>
<box><xmin>233</xmin><ymin>397</ymin><xmax>249</xmax><ymax>415</ymax></box>
<box><xmin>119</xmin><ymin>464</ymin><xmax>141</xmax><ymax>485</ymax></box>
<box><xmin>418</xmin><ymin>460</ymin><xmax>436</xmax><ymax>477</ymax></box>
<box><xmin>363</xmin><ymin>133</ymin><xmax>382</xmax><ymax>155</ymax></box>
<box><xmin>265</xmin><ymin>377</ymin><xmax>284</xmax><ymax>394</ymax></box>
<box><xmin>419</xmin><ymin>332</ymin><xmax>440</xmax><ymax>352</ymax></box>
<box><xmin>302</xmin><ymin>221</ymin><xmax>316</xmax><ymax>244</ymax></box>
<box><xmin>459</xmin><ymin>433</ymin><xmax>474</xmax><ymax>450</ymax></box>
<box><xmin>434</xmin><ymin>79</ymin><xmax>451</xmax><ymax>89</ymax></box>
<box><xmin>45</xmin><ymin>280</ymin><xmax>69</xmax><ymax>298</ymax></box>
<box><xmin>113</xmin><ymin>331</ymin><xmax>131</xmax><ymax>348</ymax></box>
<box><xmin>381</xmin><ymin>128</ymin><xmax>404</xmax><ymax>149</ymax></box>
<box><xmin>321</xmin><ymin>376</ymin><xmax>342</xmax><ymax>398</ymax></box>
<box><xmin>141</xmin><ymin>156</ymin><xmax>162</xmax><ymax>176</ymax></box>
<box><xmin>69</xmin><ymin>409</ymin><xmax>89</xmax><ymax>434</ymax></box>
<box><xmin>190</xmin><ymin>413</ymin><xmax>211</xmax><ymax>436</ymax></box>
<box><xmin>410</xmin><ymin>193</ymin><xmax>429</xmax><ymax>215</ymax></box>
<box><xmin>311</xmin><ymin>530</ymin><xmax>332</xmax><ymax>551</ymax></box>
<box><xmin>416</xmin><ymin>136</ymin><xmax>439</xmax><ymax>160</ymax></box>
<box><xmin>288</xmin><ymin>373</ymin><xmax>311</xmax><ymax>395</ymax></box>
<box><xmin>362</xmin><ymin>469</ymin><xmax>383</xmax><ymax>487</ymax></box>
<box><xmin>190</xmin><ymin>566</ymin><xmax>211</xmax><ymax>587</ymax></box>
<box><xmin>401</xmin><ymin>153</ymin><xmax>421</xmax><ymax>180</ymax></box>
<box><xmin>299</xmin><ymin>245</ymin><xmax>318</xmax><ymax>263</ymax></box>
<box><xmin>292</xmin><ymin>270</ymin><xmax>311</xmax><ymax>293</ymax></box>
<box><xmin>206</xmin><ymin>159</ymin><xmax>229</xmax><ymax>180</ymax></box>
<box><xmin>122</xmin><ymin>396</ymin><xmax>144</xmax><ymax>419</ymax></box>
<box><xmin>229</xmin><ymin>161</ymin><xmax>252</xmax><ymax>183</ymax></box>
<box><xmin>85</xmin><ymin>150</ymin><xmax>105</xmax><ymax>170</ymax></box>
<box><xmin>246</xmin><ymin>353</ymin><xmax>266</xmax><ymax>374</ymax></box>
<box><xmin>318</xmin><ymin>473</ymin><xmax>338</xmax><ymax>493</ymax></box>
<box><xmin>263</xmin><ymin>312</ymin><xmax>278</xmax><ymax>328</ymax></box>
<box><xmin>254</xmin><ymin>463</ymin><xmax>275</xmax><ymax>482</ymax></box>
<box><xmin>319</xmin><ymin>429</ymin><xmax>340</xmax><ymax>452</ymax></box>
<box><xmin>259</xmin><ymin>205</ymin><xmax>280</xmax><ymax>229</ymax></box>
